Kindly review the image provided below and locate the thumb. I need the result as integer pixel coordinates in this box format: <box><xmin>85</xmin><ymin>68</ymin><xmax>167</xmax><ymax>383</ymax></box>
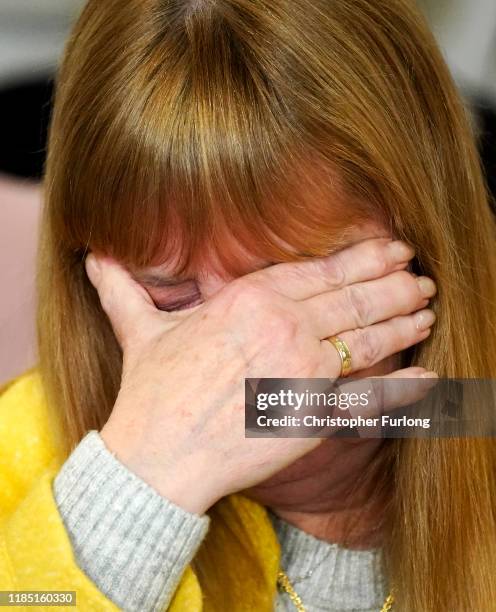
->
<box><xmin>85</xmin><ymin>254</ymin><xmax>157</xmax><ymax>348</ymax></box>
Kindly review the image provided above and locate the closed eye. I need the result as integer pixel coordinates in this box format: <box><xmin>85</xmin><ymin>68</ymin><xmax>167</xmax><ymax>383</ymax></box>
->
<box><xmin>155</xmin><ymin>296</ymin><xmax>204</xmax><ymax>312</ymax></box>
<box><xmin>142</xmin><ymin>279</ymin><xmax>202</xmax><ymax>312</ymax></box>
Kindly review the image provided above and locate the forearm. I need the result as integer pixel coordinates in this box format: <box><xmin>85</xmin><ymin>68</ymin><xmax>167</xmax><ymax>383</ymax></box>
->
<box><xmin>53</xmin><ymin>431</ymin><xmax>210</xmax><ymax>612</ymax></box>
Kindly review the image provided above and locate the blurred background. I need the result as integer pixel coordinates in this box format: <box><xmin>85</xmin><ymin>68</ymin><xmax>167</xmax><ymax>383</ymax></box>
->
<box><xmin>0</xmin><ymin>0</ymin><xmax>495</xmax><ymax>384</ymax></box>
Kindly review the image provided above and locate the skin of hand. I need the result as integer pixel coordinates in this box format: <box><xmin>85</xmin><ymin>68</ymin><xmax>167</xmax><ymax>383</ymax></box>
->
<box><xmin>85</xmin><ymin>237</ymin><xmax>437</xmax><ymax>520</ymax></box>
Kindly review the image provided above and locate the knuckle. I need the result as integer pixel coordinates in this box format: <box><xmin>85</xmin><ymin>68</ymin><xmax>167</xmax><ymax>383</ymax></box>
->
<box><xmin>354</xmin><ymin>328</ymin><xmax>381</xmax><ymax>365</ymax></box>
<box><xmin>285</xmin><ymin>255</ymin><xmax>346</xmax><ymax>289</ymax></box>
<box><xmin>282</xmin><ymin>259</ymin><xmax>325</xmax><ymax>287</ymax></box>
<box><xmin>398</xmin><ymin>270</ymin><xmax>416</xmax><ymax>289</ymax></box>
<box><xmin>223</xmin><ymin>278</ymin><xmax>267</xmax><ymax>310</ymax></box>
<box><xmin>263</xmin><ymin>304</ymin><xmax>300</xmax><ymax>341</ymax></box>
<box><xmin>320</xmin><ymin>254</ymin><xmax>346</xmax><ymax>288</ymax></box>
<box><xmin>223</xmin><ymin>279</ymin><xmax>299</xmax><ymax>340</ymax></box>
<box><xmin>367</xmin><ymin>243</ymin><xmax>389</xmax><ymax>276</ymax></box>
<box><xmin>398</xmin><ymin>271</ymin><xmax>421</xmax><ymax>304</ymax></box>
<box><xmin>344</xmin><ymin>285</ymin><xmax>371</xmax><ymax>327</ymax></box>
<box><xmin>368</xmin><ymin>378</ymin><xmax>386</xmax><ymax>412</ymax></box>
<box><xmin>383</xmin><ymin>271</ymin><xmax>417</xmax><ymax>312</ymax></box>
<box><xmin>278</xmin><ymin>311</ymin><xmax>300</xmax><ymax>340</ymax></box>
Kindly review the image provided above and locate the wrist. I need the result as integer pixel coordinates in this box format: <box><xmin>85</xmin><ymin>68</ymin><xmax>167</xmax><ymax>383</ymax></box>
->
<box><xmin>99</xmin><ymin>424</ymin><xmax>224</xmax><ymax>515</ymax></box>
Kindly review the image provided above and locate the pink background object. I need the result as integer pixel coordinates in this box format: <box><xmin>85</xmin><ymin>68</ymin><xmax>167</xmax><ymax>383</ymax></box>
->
<box><xmin>0</xmin><ymin>174</ymin><xmax>41</xmax><ymax>385</ymax></box>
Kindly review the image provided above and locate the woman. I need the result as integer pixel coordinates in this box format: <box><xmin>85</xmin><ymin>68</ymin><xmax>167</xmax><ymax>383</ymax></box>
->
<box><xmin>1</xmin><ymin>0</ymin><xmax>496</xmax><ymax>610</ymax></box>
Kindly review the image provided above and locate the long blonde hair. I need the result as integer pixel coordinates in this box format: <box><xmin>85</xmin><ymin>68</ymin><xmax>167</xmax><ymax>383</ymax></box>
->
<box><xmin>38</xmin><ymin>0</ymin><xmax>496</xmax><ymax>608</ymax></box>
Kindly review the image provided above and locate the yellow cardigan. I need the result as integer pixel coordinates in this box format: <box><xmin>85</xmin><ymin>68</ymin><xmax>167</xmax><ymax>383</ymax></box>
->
<box><xmin>0</xmin><ymin>371</ymin><xmax>281</xmax><ymax>611</ymax></box>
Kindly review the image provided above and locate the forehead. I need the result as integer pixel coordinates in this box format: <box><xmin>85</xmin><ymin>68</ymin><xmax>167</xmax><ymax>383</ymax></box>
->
<box><xmin>131</xmin><ymin>217</ymin><xmax>391</xmax><ymax>286</ymax></box>
<box><xmin>124</xmin><ymin>157</ymin><xmax>382</xmax><ymax>283</ymax></box>
<box><xmin>130</xmin><ymin>235</ymin><xmax>279</xmax><ymax>285</ymax></box>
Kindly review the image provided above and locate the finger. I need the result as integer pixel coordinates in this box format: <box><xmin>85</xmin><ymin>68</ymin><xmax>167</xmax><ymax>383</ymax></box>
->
<box><xmin>303</xmin><ymin>272</ymin><xmax>436</xmax><ymax>338</ymax></box>
<box><xmin>313</xmin><ymin>368</ymin><xmax>438</xmax><ymax>438</ymax></box>
<box><xmin>339</xmin><ymin>368</ymin><xmax>439</xmax><ymax>418</ymax></box>
<box><xmin>320</xmin><ymin>309</ymin><xmax>436</xmax><ymax>376</ymax></box>
<box><xmin>248</xmin><ymin>238</ymin><xmax>415</xmax><ymax>300</ymax></box>
<box><xmin>85</xmin><ymin>254</ymin><xmax>160</xmax><ymax>346</ymax></box>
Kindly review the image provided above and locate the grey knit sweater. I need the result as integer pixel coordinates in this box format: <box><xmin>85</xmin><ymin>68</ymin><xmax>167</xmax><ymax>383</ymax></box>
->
<box><xmin>53</xmin><ymin>431</ymin><xmax>388</xmax><ymax>612</ymax></box>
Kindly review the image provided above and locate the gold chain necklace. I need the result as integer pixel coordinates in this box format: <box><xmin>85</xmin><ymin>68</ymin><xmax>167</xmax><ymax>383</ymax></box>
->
<box><xmin>277</xmin><ymin>569</ymin><xmax>395</xmax><ymax>612</ymax></box>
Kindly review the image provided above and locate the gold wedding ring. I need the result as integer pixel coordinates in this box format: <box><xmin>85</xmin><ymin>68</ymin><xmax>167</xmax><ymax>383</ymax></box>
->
<box><xmin>327</xmin><ymin>336</ymin><xmax>352</xmax><ymax>377</ymax></box>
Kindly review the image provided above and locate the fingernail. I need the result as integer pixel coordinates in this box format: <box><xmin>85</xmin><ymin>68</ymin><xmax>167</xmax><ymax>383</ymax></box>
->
<box><xmin>389</xmin><ymin>240</ymin><xmax>415</xmax><ymax>261</ymax></box>
<box><xmin>85</xmin><ymin>254</ymin><xmax>101</xmax><ymax>284</ymax></box>
<box><xmin>416</xmin><ymin>276</ymin><xmax>437</xmax><ymax>298</ymax></box>
<box><xmin>420</xmin><ymin>371</ymin><xmax>439</xmax><ymax>379</ymax></box>
<box><xmin>416</xmin><ymin>309</ymin><xmax>436</xmax><ymax>331</ymax></box>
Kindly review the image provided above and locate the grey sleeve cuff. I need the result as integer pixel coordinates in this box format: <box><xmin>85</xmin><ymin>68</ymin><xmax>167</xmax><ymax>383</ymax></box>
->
<box><xmin>53</xmin><ymin>430</ymin><xmax>210</xmax><ymax>612</ymax></box>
